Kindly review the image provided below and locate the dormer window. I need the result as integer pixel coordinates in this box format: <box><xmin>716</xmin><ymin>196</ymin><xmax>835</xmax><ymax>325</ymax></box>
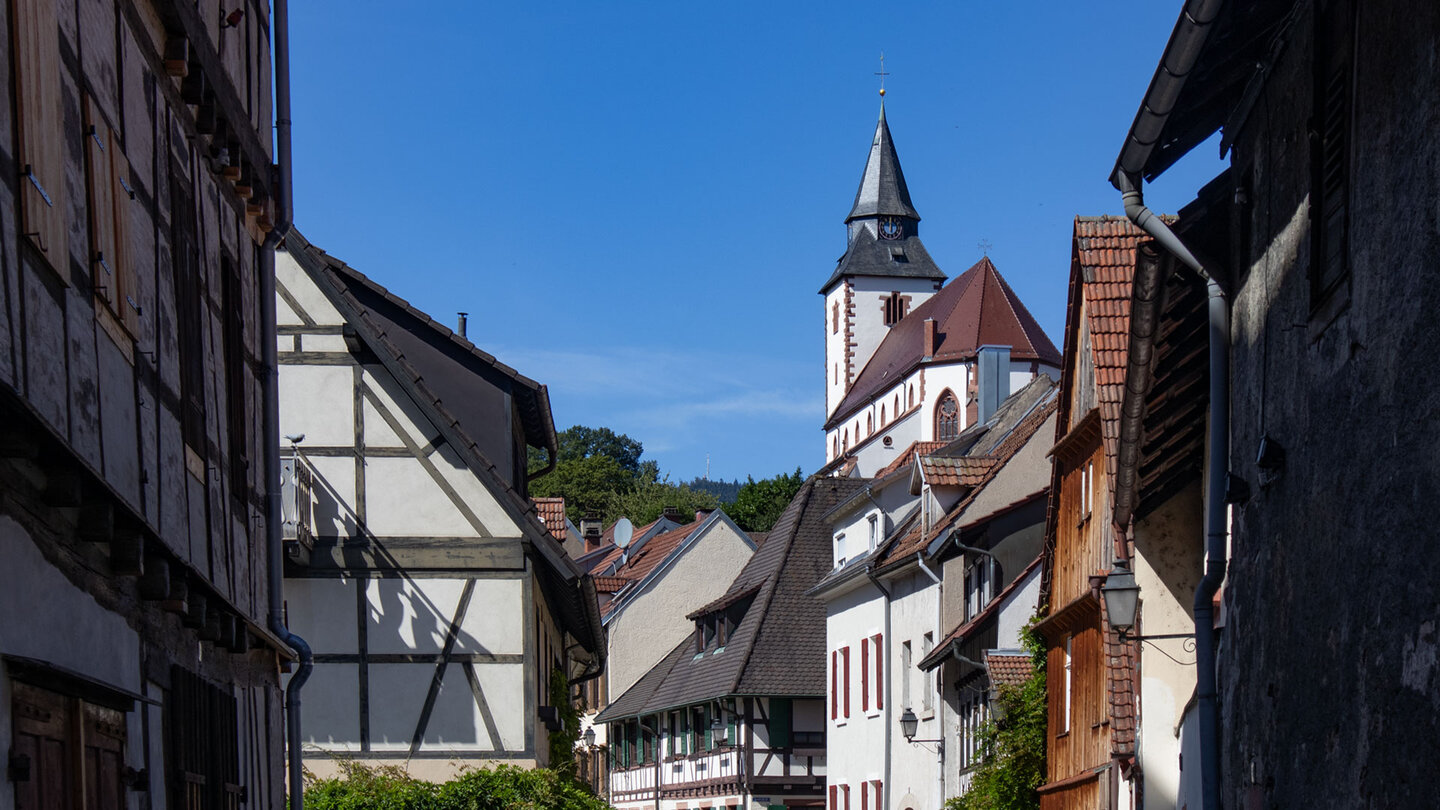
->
<box><xmin>867</xmin><ymin>515</ymin><xmax>879</xmax><ymax>551</ymax></box>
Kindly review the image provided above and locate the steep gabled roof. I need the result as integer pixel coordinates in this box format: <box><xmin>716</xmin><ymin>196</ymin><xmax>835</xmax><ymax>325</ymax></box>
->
<box><xmin>596</xmin><ymin>476</ymin><xmax>866</xmax><ymax>721</ymax></box>
<box><xmin>281</xmin><ymin>230</ymin><xmax>602</xmax><ymax>660</ymax></box>
<box><xmin>599</xmin><ymin>511</ymin><xmax>755</xmax><ymax>622</ymax></box>
<box><xmin>847</xmin><ymin>104</ymin><xmax>921</xmax><ymax>223</ymax></box>
<box><xmin>827</xmin><ymin>257</ymin><xmax>1062</xmax><ymax>428</ymax></box>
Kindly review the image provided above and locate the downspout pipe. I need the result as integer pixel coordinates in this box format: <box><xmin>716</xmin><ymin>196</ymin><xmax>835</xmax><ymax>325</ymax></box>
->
<box><xmin>1115</xmin><ymin>170</ymin><xmax>1227</xmax><ymax>810</ymax></box>
<box><xmin>864</xmin><ymin>563</ymin><xmax>893</xmax><ymax>807</ymax></box>
<box><xmin>260</xmin><ymin>1</ymin><xmax>312</xmax><ymax>806</ymax></box>
<box><xmin>916</xmin><ymin>553</ymin><xmax>945</xmax><ymax>807</ymax></box>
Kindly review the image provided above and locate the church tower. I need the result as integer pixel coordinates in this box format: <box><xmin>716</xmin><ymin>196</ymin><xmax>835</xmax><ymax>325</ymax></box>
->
<box><xmin>821</xmin><ymin>104</ymin><xmax>947</xmax><ymax>421</ymax></box>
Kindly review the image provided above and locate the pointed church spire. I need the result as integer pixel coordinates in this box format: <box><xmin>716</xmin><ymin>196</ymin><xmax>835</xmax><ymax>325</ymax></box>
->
<box><xmin>846</xmin><ymin>104</ymin><xmax>921</xmax><ymax>224</ymax></box>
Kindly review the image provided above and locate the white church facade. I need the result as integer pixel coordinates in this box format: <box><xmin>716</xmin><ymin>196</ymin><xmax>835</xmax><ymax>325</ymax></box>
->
<box><xmin>821</xmin><ymin>106</ymin><xmax>1062</xmax><ymax>478</ymax></box>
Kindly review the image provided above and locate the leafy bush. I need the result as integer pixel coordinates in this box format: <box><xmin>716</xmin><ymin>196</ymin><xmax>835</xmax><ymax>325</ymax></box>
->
<box><xmin>945</xmin><ymin>618</ymin><xmax>1048</xmax><ymax>810</ymax></box>
<box><xmin>304</xmin><ymin>761</ymin><xmax>611</xmax><ymax>810</ymax></box>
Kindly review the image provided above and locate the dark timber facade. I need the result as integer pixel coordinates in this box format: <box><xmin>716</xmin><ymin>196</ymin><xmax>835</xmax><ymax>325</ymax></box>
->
<box><xmin>0</xmin><ymin>0</ymin><xmax>287</xmax><ymax>806</ymax></box>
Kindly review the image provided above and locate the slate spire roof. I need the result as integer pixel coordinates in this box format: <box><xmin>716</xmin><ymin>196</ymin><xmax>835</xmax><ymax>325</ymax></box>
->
<box><xmin>847</xmin><ymin>103</ymin><xmax>921</xmax><ymax>223</ymax></box>
<box><xmin>820</xmin><ymin>105</ymin><xmax>947</xmax><ymax>294</ymax></box>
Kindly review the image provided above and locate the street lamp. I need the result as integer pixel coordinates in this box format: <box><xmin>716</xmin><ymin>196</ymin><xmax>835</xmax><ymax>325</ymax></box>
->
<box><xmin>583</xmin><ymin>726</ymin><xmax>596</xmax><ymax>749</ymax></box>
<box><xmin>898</xmin><ymin>708</ymin><xmax>944</xmax><ymax>751</ymax></box>
<box><xmin>1102</xmin><ymin>559</ymin><xmax>1193</xmax><ymax>643</ymax></box>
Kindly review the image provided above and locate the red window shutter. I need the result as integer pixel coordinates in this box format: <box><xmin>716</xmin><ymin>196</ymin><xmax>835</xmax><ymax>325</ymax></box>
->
<box><xmin>874</xmin><ymin>633</ymin><xmax>884</xmax><ymax>709</ymax></box>
<box><xmin>872</xmin><ymin>780</ymin><xmax>883</xmax><ymax>807</ymax></box>
<box><xmin>861</xmin><ymin>781</ymin><xmax>869</xmax><ymax>810</ymax></box>
<box><xmin>843</xmin><ymin>647</ymin><xmax>851</xmax><ymax>718</ymax></box>
<box><xmin>861</xmin><ymin>638</ymin><xmax>870</xmax><ymax>712</ymax></box>
<box><xmin>842</xmin><ymin>783</ymin><xmax>851</xmax><ymax>810</ymax></box>
<box><xmin>830</xmin><ymin>785</ymin><xmax>838</xmax><ymax>810</ymax></box>
<box><xmin>831</xmin><ymin>650</ymin><xmax>838</xmax><ymax>720</ymax></box>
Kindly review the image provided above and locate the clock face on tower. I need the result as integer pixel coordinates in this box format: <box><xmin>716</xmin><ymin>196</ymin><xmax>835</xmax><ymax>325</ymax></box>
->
<box><xmin>879</xmin><ymin>217</ymin><xmax>903</xmax><ymax>240</ymax></box>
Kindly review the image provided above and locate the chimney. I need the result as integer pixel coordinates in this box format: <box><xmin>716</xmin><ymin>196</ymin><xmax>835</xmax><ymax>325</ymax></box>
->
<box><xmin>695</xmin><ymin>508</ymin><xmax>714</xmax><ymax>522</ymax></box>
<box><xmin>976</xmin><ymin>345</ymin><xmax>1011</xmax><ymax>424</ymax></box>
<box><xmin>922</xmin><ymin>318</ymin><xmax>938</xmax><ymax>359</ymax></box>
<box><xmin>457</xmin><ymin>312</ymin><xmax>468</xmax><ymax>338</ymax></box>
<box><xmin>579</xmin><ymin>513</ymin><xmax>602</xmax><ymax>548</ymax></box>
<box><xmin>662</xmin><ymin>506</ymin><xmax>683</xmax><ymax>524</ymax></box>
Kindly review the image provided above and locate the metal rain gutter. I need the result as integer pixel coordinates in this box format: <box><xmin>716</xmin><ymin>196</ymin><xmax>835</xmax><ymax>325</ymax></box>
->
<box><xmin>259</xmin><ymin>1</ymin><xmax>311</xmax><ymax>806</ymax></box>
<box><xmin>1109</xmin><ymin>7</ymin><xmax>1229</xmax><ymax>810</ymax></box>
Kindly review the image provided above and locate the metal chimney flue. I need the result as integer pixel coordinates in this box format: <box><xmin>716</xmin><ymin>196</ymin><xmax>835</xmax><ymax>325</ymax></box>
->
<box><xmin>977</xmin><ymin>345</ymin><xmax>1011</xmax><ymax>424</ymax></box>
<box><xmin>457</xmin><ymin>312</ymin><xmax>468</xmax><ymax>338</ymax></box>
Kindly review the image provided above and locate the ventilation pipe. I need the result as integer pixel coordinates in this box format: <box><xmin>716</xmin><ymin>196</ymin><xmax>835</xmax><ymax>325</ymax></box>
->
<box><xmin>259</xmin><ymin>0</ymin><xmax>312</xmax><ymax>806</ymax></box>
<box><xmin>457</xmin><ymin>311</ymin><xmax>468</xmax><ymax>338</ymax></box>
<box><xmin>1114</xmin><ymin>170</ymin><xmax>1228</xmax><ymax>810</ymax></box>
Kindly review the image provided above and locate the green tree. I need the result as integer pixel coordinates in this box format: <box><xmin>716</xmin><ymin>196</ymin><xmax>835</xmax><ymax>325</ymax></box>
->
<box><xmin>557</xmin><ymin>425</ymin><xmax>644</xmax><ymax>473</ymax></box>
<box><xmin>946</xmin><ymin>618</ymin><xmax>1048</xmax><ymax>810</ymax></box>
<box><xmin>726</xmin><ymin>468</ymin><xmax>805</xmax><ymax>532</ymax></box>
<box><xmin>529</xmin><ymin>454</ymin><xmax>634</xmax><ymax>521</ymax></box>
<box><xmin>609</xmin><ymin>475</ymin><xmax>720</xmax><ymax>526</ymax></box>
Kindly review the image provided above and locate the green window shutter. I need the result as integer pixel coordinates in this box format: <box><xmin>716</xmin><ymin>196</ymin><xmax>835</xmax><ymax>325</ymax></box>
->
<box><xmin>703</xmin><ymin>706</ymin><xmax>713</xmax><ymax>751</ymax></box>
<box><xmin>770</xmin><ymin>698</ymin><xmax>792</xmax><ymax>748</ymax></box>
<box><xmin>726</xmin><ymin>701</ymin><xmax>737</xmax><ymax>747</ymax></box>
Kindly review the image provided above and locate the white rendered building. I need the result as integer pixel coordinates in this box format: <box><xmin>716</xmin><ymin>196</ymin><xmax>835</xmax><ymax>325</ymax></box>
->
<box><xmin>821</xmin><ymin>106</ymin><xmax>1062</xmax><ymax>477</ymax></box>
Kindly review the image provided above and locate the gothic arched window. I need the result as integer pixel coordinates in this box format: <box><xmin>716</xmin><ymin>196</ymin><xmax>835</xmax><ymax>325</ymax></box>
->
<box><xmin>867</xmin><ymin>413</ymin><xmax>873</xmax><ymax>436</ymax></box>
<box><xmin>843</xmin><ymin>429</ymin><xmax>849</xmax><ymax>452</ymax></box>
<box><xmin>935</xmin><ymin>390</ymin><xmax>960</xmax><ymax>441</ymax></box>
<box><xmin>881</xmin><ymin>405</ymin><xmax>887</xmax><ymax>426</ymax></box>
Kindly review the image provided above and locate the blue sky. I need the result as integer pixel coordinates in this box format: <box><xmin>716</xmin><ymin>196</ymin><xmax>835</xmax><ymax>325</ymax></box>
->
<box><xmin>287</xmin><ymin>2</ymin><xmax>1225</xmax><ymax>483</ymax></box>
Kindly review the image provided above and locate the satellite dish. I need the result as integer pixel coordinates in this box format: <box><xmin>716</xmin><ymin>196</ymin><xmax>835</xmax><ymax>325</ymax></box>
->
<box><xmin>613</xmin><ymin>518</ymin><xmax>634</xmax><ymax>549</ymax></box>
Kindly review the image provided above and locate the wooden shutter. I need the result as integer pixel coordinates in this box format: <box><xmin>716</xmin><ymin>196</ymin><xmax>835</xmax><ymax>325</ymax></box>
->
<box><xmin>842</xmin><ymin>646</ymin><xmax>851</xmax><ymax>718</ymax></box>
<box><xmin>871</xmin><ymin>780</ymin><xmax>883</xmax><ymax>808</ymax></box>
<box><xmin>169</xmin><ymin>166</ymin><xmax>207</xmax><ymax>453</ymax></box>
<box><xmin>861</xmin><ymin>638</ymin><xmax>869</xmax><ymax>712</ymax></box>
<box><xmin>168</xmin><ymin>666</ymin><xmax>241</xmax><ymax>810</ymax></box>
<box><xmin>769</xmin><ymin>698</ymin><xmax>791</xmax><ymax>749</ymax></box>
<box><xmin>14</xmin><ymin>0</ymin><xmax>68</xmax><ymax>270</ymax></box>
<box><xmin>873</xmin><ymin>633</ymin><xmax>884</xmax><ymax>710</ymax></box>
<box><xmin>831</xmin><ymin>650</ymin><xmax>838</xmax><ymax>720</ymax></box>
<box><xmin>1311</xmin><ymin>0</ymin><xmax>1355</xmax><ymax>303</ymax></box>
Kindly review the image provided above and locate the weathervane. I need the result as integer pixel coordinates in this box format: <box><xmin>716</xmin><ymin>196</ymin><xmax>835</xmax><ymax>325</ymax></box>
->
<box><xmin>979</xmin><ymin>239</ymin><xmax>993</xmax><ymax>256</ymax></box>
<box><xmin>876</xmin><ymin>52</ymin><xmax>889</xmax><ymax>97</ymax></box>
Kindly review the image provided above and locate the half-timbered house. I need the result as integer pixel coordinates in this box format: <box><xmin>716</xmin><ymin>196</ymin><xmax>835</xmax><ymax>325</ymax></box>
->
<box><xmin>597</xmin><ymin>476</ymin><xmax>863</xmax><ymax>810</ymax></box>
<box><xmin>1</xmin><ymin>0</ymin><xmax>291</xmax><ymax>806</ymax></box>
<box><xmin>274</xmin><ymin>231</ymin><xmax>604</xmax><ymax>782</ymax></box>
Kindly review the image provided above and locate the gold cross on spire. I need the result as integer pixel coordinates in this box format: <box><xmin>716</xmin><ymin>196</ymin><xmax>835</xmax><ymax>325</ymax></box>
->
<box><xmin>979</xmin><ymin>239</ymin><xmax>993</xmax><ymax>256</ymax></box>
<box><xmin>876</xmin><ymin>52</ymin><xmax>889</xmax><ymax>97</ymax></box>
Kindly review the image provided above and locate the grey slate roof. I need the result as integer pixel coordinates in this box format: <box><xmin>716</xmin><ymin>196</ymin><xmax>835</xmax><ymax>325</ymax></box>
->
<box><xmin>596</xmin><ymin>476</ymin><xmax>866</xmax><ymax>721</ymax></box>
<box><xmin>847</xmin><ymin>104</ymin><xmax>921</xmax><ymax>223</ymax></box>
<box><xmin>818</xmin><ymin>231</ymin><xmax>947</xmax><ymax>294</ymax></box>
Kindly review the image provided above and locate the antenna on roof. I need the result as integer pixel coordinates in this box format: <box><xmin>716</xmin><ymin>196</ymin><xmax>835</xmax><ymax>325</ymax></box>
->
<box><xmin>613</xmin><ymin>517</ymin><xmax>634</xmax><ymax>549</ymax></box>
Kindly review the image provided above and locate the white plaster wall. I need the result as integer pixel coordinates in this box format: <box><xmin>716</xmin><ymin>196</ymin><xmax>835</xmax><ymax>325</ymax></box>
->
<box><xmin>278</xmin><ymin>364</ymin><xmax>353</xmax><ymax>447</ymax></box>
<box><xmin>276</xmin><ymin>249</ymin><xmax>345</xmax><ymax>325</ymax></box>
<box><xmin>286</xmin><ymin>577</ymin><xmax>359</xmax><ymax>653</ymax></box>
<box><xmin>605</xmin><ymin>520</ymin><xmax>754</xmax><ymax>698</ymax></box>
<box><xmin>1133</xmin><ymin>482</ymin><xmax>1203</xmax><ymax>810</ymax></box>
<box><xmin>824</xmin><ymin>581</ymin><xmax>887</xmax><ymax>801</ymax></box>
<box><xmin>994</xmin><ymin>568</ymin><xmax>1042</xmax><ymax>647</ymax></box>
<box><xmin>849</xmin><ymin>276</ymin><xmax>940</xmax><ymax>384</ymax></box>
<box><xmin>886</xmin><ymin>568</ymin><xmax>943</xmax><ymax>808</ymax></box>
<box><xmin>825</xmin><ymin>283</ymin><xmax>850</xmax><ymax>423</ymax></box>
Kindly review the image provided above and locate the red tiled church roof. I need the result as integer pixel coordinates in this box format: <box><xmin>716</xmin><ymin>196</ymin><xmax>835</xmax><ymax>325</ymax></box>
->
<box><xmin>827</xmin><ymin>257</ymin><xmax>1062</xmax><ymax>428</ymax></box>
